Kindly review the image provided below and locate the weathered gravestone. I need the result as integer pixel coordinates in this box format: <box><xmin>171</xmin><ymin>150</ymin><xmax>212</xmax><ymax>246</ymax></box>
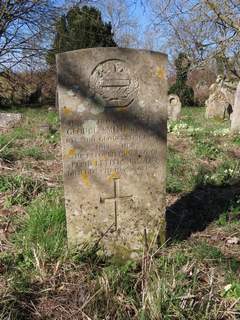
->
<box><xmin>205</xmin><ymin>75</ymin><xmax>237</xmax><ymax>120</ymax></box>
<box><xmin>231</xmin><ymin>82</ymin><xmax>240</xmax><ymax>132</ymax></box>
<box><xmin>0</xmin><ymin>113</ymin><xmax>22</xmax><ymax>131</ymax></box>
<box><xmin>57</xmin><ymin>48</ymin><xmax>167</xmax><ymax>260</ymax></box>
<box><xmin>205</xmin><ymin>90</ymin><xmax>230</xmax><ymax>119</ymax></box>
<box><xmin>168</xmin><ymin>94</ymin><xmax>181</xmax><ymax>121</ymax></box>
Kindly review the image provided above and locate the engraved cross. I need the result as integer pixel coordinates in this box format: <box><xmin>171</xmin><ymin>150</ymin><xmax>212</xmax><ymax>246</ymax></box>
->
<box><xmin>100</xmin><ymin>178</ymin><xmax>132</xmax><ymax>231</ymax></box>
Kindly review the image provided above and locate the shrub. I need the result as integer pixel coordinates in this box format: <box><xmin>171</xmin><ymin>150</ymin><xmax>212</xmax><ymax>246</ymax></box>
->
<box><xmin>169</xmin><ymin>53</ymin><xmax>194</xmax><ymax>106</ymax></box>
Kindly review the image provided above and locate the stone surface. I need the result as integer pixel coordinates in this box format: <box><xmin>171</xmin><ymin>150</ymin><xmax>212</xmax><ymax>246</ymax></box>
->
<box><xmin>218</xmin><ymin>76</ymin><xmax>236</xmax><ymax>108</ymax></box>
<box><xmin>205</xmin><ymin>90</ymin><xmax>231</xmax><ymax>119</ymax></box>
<box><xmin>0</xmin><ymin>113</ymin><xmax>22</xmax><ymax>130</ymax></box>
<box><xmin>38</xmin><ymin>123</ymin><xmax>50</xmax><ymax>134</ymax></box>
<box><xmin>205</xmin><ymin>75</ymin><xmax>237</xmax><ymax>120</ymax></box>
<box><xmin>221</xmin><ymin>86</ymin><xmax>235</xmax><ymax>107</ymax></box>
<box><xmin>231</xmin><ymin>82</ymin><xmax>240</xmax><ymax>132</ymax></box>
<box><xmin>57</xmin><ymin>47</ymin><xmax>167</xmax><ymax>260</ymax></box>
<box><xmin>168</xmin><ymin>94</ymin><xmax>181</xmax><ymax>121</ymax></box>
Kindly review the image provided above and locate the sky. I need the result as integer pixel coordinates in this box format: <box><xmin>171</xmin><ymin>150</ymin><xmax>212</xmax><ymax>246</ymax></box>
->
<box><xmin>54</xmin><ymin>0</ymin><xmax>168</xmax><ymax>53</ymax></box>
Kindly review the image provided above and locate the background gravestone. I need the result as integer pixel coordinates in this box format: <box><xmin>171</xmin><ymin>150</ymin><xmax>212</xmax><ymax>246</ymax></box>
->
<box><xmin>205</xmin><ymin>90</ymin><xmax>230</xmax><ymax>119</ymax></box>
<box><xmin>231</xmin><ymin>82</ymin><xmax>240</xmax><ymax>132</ymax></box>
<box><xmin>205</xmin><ymin>75</ymin><xmax>236</xmax><ymax>120</ymax></box>
<box><xmin>0</xmin><ymin>113</ymin><xmax>22</xmax><ymax>131</ymax></box>
<box><xmin>57</xmin><ymin>47</ymin><xmax>168</xmax><ymax>260</ymax></box>
<box><xmin>168</xmin><ymin>94</ymin><xmax>181</xmax><ymax>121</ymax></box>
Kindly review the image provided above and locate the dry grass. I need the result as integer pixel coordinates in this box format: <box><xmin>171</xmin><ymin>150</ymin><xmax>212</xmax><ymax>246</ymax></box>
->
<box><xmin>0</xmin><ymin>106</ymin><xmax>240</xmax><ymax>319</ymax></box>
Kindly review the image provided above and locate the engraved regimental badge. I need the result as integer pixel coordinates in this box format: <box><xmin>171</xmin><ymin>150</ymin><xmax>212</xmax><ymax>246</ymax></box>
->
<box><xmin>89</xmin><ymin>59</ymin><xmax>139</xmax><ymax>108</ymax></box>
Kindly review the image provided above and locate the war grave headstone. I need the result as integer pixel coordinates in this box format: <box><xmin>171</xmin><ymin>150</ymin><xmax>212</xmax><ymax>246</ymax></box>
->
<box><xmin>168</xmin><ymin>94</ymin><xmax>181</xmax><ymax>121</ymax></box>
<box><xmin>57</xmin><ymin>47</ymin><xmax>168</xmax><ymax>260</ymax></box>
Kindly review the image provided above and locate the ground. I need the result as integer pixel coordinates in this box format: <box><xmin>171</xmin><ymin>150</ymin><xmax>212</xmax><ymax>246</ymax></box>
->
<box><xmin>0</xmin><ymin>106</ymin><xmax>240</xmax><ymax>319</ymax></box>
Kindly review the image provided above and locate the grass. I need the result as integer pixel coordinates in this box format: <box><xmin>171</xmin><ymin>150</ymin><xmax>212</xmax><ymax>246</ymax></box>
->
<box><xmin>194</xmin><ymin>136</ymin><xmax>223</xmax><ymax>160</ymax></box>
<box><xmin>217</xmin><ymin>195</ymin><xmax>240</xmax><ymax>226</ymax></box>
<box><xmin>20</xmin><ymin>146</ymin><xmax>49</xmax><ymax>160</ymax></box>
<box><xmin>0</xmin><ymin>174</ymin><xmax>46</xmax><ymax>207</ymax></box>
<box><xmin>12</xmin><ymin>188</ymin><xmax>66</xmax><ymax>260</ymax></box>
<box><xmin>0</xmin><ymin>189</ymin><xmax>66</xmax><ymax>318</ymax></box>
<box><xmin>0</xmin><ymin>105</ymin><xmax>240</xmax><ymax>319</ymax></box>
<box><xmin>167</xmin><ymin>147</ymin><xmax>201</xmax><ymax>193</ymax></box>
<box><xmin>0</xmin><ymin>106</ymin><xmax>59</xmax><ymax>162</ymax></box>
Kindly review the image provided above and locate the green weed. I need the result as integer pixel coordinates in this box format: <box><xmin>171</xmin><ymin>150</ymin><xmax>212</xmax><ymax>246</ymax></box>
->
<box><xmin>194</xmin><ymin>243</ymin><xmax>240</xmax><ymax>276</ymax></box>
<box><xmin>200</xmin><ymin>160</ymin><xmax>240</xmax><ymax>186</ymax></box>
<box><xmin>167</xmin><ymin>149</ymin><xmax>184</xmax><ymax>193</ymax></box>
<box><xmin>47</xmin><ymin>111</ymin><xmax>59</xmax><ymax>126</ymax></box>
<box><xmin>193</xmin><ymin>134</ymin><xmax>223</xmax><ymax>160</ymax></box>
<box><xmin>12</xmin><ymin>189</ymin><xmax>66</xmax><ymax>261</ymax></box>
<box><xmin>217</xmin><ymin>196</ymin><xmax>240</xmax><ymax>226</ymax></box>
<box><xmin>0</xmin><ymin>175</ymin><xmax>46</xmax><ymax>206</ymax></box>
<box><xmin>0</xmin><ymin>190</ymin><xmax>66</xmax><ymax>315</ymax></box>
<box><xmin>194</xmin><ymin>242</ymin><xmax>224</xmax><ymax>261</ymax></box>
<box><xmin>167</xmin><ymin>148</ymin><xmax>198</xmax><ymax>193</ymax></box>
<box><xmin>141</xmin><ymin>251</ymin><xmax>217</xmax><ymax>320</ymax></box>
<box><xmin>232</xmin><ymin>135</ymin><xmax>240</xmax><ymax>145</ymax></box>
<box><xmin>20</xmin><ymin>146</ymin><xmax>47</xmax><ymax>160</ymax></box>
<box><xmin>11</xmin><ymin>127</ymin><xmax>32</xmax><ymax>140</ymax></box>
<box><xmin>1</xmin><ymin>105</ymin><xmax>240</xmax><ymax>319</ymax></box>
<box><xmin>46</xmin><ymin>131</ymin><xmax>60</xmax><ymax>145</ymax></box>
<box><xmin>223</xmin><ymin>282</ymin><xmax>240</xmax><ymax>299</ymax></box>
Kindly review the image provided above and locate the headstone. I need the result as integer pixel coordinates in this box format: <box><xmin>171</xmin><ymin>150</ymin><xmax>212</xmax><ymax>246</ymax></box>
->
<box><xmin>205</xmin><ymin>75</ymin><xmax>237</xmax><ymax>120</ymax></box>
<box><xmin>218</xmin><ymin>75</ymin><xmax>236</xmax><ymax>107</ymax></box>
<box><xmin>231</xmin><ymin>82</ymin><xmax>240</xmax><ymax>132</ymax></box>
<box><xmin>221</xmin><ymin>86</ymin><xmax>235</xmax><ymax>107</ymax></box>
<box><xmin>168</xmin><ymin>94</ymin><xmax>181</xmax><ymax>121</ymax></box>
<box><xmin>0</xmin><ymin>113</ymin><xmax>22</xmax><ymax>130</ymax></box>
<box><xmin>205</xmin><ymin>90</ymin><xmax>231</xmax><ymax>119</ymax></box>
<box><xmin>57</xmin><ymin>48</ymin><xmax>168</xmax><ymax>260</ymax></box>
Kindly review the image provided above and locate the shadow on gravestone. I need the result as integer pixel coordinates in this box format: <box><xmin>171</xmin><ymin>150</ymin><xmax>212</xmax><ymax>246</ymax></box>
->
<box><xmin>57</xmin><ymin>47</ymin><xmax>168</xmax><ymax>260</ymax></box>
<box><xmin>58</xmin><ymin>50</ymin><xmax>166</xmax><ymax>142</ymax></box>
<box><xmin>166</xmin><ymin>181</ymin><xmax>240</xmax><ymax>241</ymax></box>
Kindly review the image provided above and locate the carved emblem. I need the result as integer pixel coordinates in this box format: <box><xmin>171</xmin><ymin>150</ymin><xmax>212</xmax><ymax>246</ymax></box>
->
<box><xmin>89</xmin><ymin>59</ymin><xmax>139</xmax><ymax>108</ymax></box>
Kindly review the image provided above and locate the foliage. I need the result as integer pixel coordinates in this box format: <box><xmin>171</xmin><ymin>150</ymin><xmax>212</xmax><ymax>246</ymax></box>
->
<box><xmin>151</xmin><ymin>0</ymin><xmax>240</xmax><ymax>78</ymax></box>
<box><xmin>169</xmin><ymin>53</ymin><xmax>195</xmax><ymax>106</ymax></box>
<box><xmin>47</xmin><ymin>5</ymin><xmax>117</xmax><ymax>64</ymax></box>
<box><xmin>0</xmin><ymin>0</ymin><xmax>56</xmax><ymax>74</ymax></box>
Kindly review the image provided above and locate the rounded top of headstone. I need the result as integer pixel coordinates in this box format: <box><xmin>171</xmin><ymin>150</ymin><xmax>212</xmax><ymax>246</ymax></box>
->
<box><xmin>168</xmin><ymin>94</ymin><xmax>181</xmax><ymax>106</ymax></box>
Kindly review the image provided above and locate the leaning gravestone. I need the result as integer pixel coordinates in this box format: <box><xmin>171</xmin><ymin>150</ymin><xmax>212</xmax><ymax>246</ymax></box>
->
<box><xmin>205</xmin><ymin>90</ymin><xmax>230</xmax><ymax>119</ymax></box>
<box><xmin>57</xmin><ymin>48</ymin><xmax>167</xmax><ymax>260</ymax></box>
<box><xmin>205</xmin><ymin>75</ymin><xmax>238</xmax><ymax>120</ymax></box>
<box><xmin>168</xmin><ymin>94</ymin><xmax>181</xmax><ymax>121</ymax></box>
<box><xmin>231</xmin><ymin>82</ymin><xmax>240</xmax><ymax>132</ymax></box>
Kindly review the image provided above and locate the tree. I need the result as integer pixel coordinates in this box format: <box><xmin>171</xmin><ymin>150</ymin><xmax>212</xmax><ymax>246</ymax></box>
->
<box><xmin>100</xmin><ymin>0</ymin><xmax>140</xmax><ymax>48</ymax></box>
<box><xmin>47</xmin><ymin>5</ymin><xmax>117</xmax><ymax>64</ymax></box>
<box><xmin>0</xmin><ymin>0</ymin><xmax>57</xmax><ymax>75</ymax></box>
<box><xmin>169</xmin><ymin>53</ymin><xmax>194</xmax><ymax>106</ymax></box>
<box><xmin>149</xmin><ymin>0</ymin><xmax>240</xmax><ymax>79</ymax></box>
